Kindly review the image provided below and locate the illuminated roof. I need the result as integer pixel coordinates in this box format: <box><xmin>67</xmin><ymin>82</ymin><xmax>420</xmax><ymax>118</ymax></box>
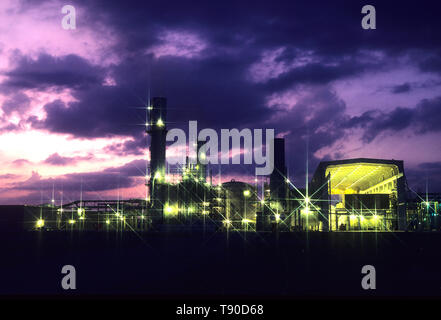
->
<box><xmin>324</xmin><ymin>162</ymin><xmax>400</xmax><ymax>194</ymax></box>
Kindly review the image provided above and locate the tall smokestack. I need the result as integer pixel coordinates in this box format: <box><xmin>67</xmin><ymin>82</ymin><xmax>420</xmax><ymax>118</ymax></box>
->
<box><xmin>147</xmin><ymin>97</ymin><xmax>167</xmax><ymax>218</ymax></box>
<box><xmin>270</xmin><ymin>138</ymin><xmax>287</xmax><ymax>203</ymax></box>
<box><xmin>197</xmin><ymin>140</ymin><xmax>207</xmax><ymax>182</ymax></box>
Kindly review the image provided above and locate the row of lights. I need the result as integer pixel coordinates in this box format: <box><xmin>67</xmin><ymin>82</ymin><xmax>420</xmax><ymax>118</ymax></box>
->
<box><xmin>145</xmin><ymin>118</ymin><xmax>164</xmax><ymax>127</ymax></box>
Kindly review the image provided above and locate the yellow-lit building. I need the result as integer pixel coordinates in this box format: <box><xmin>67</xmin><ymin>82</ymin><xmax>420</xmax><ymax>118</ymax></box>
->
<box><xmin>310</xmin><ymin>158</ymin><xmax>407</xmax><ymax>231</ymax></box>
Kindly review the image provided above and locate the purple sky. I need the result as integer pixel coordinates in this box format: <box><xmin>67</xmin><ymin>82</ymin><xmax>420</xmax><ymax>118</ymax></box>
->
<box><xmin>1</xmin><ymin>0</ymin><xmax>441</xmax><ymax>204</ymax></box>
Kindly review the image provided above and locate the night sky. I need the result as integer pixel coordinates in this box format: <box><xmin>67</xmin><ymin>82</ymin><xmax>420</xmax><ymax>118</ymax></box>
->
<box><xmin>1</xmin><ymin>0</ymin><xmax>441</xmax><ymax>204</ymax></box>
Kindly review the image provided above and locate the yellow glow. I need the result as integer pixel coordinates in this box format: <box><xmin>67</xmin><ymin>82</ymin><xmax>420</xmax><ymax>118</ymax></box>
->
<box><xmin>242</xmin><ymin>218</ymin><xmax>253</xmax><ymax>223</ymax></box>
<box><xmin>105</xmin><ymin>219</ymin><xmax>110</xmax><ymax>224</ymax></box>
<box><xmin>202</xmin><ymin>210</ymin><xmax>209</xmax><ymax>215</ymax></box>
<box><xmin>326</xmin><ymin>163</ymin><xmax>400</xmax><ymax>195</ymax></box>
<box><xmin>243</xmin><ymin>190</ymin><xmax>250</xmax><ymax>197</ymax></box>
<box><xmin>305</xmin><ymin>197</ymin><xmax>310</xmax><ymax>204</ymax></box>
<box><xmin>164</xmin><ymin>203</ymin><xmax>179</xmax><ymax>216</ymax></box>
<box><xmin>68</xmin><ymin>219</ymin><xmax>76</xmax><ymax>224</ymax></box>
<box><xmin>223</xmin><ymin>219</ymin><xmax>232</xmax><ymax>225</ymax></box>
<box><xmin>271</xmin><ymin>201</ymin><xmax>282</xmax><ymax>210</ymax></box>
<box><xmin>36</xmin><ymin>219</ymin><xmax>44</xmax><ymax>228</ymax></box>
<box><xmin>350</xmin><ymin>215</ymin><xmax>357</xmax><ymax>220</ymax></box>
<box><xmin>157</xmin><ymin>119</ymin><xmax>164</xmax><ymax>127</ymax></box>
<box><xmin>274</xmin><ymin>213</ymin><xmax>281</xmax><ymax>221</ymax></box>
<box><xmin>202</xmin><ymin>201</ymin><xmax>210</xmax><ymax>206</ymax></box>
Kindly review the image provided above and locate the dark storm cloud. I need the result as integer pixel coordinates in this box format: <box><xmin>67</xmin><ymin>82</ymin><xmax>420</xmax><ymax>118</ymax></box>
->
<box><xmin>2</xmin><ymin>53</ymin><xmax>104</xmax><ymax>91</ymax></box>
<box><xmin>21</xmin><ymin>49</ymin><xmax>381</xmax><ymax>139</ymax></box>
<box><xmin>382</xmin><ymin>79</ymin><xmax>440</xmax><ymax>95</ymax></box>
<box><xmin>350</xmin><ymin>107</ymin><xmax>414</xmax><ymax>142</ymax></box>
<box><xmin>43</xmin><ymin>153</ymin><xmax>93</xmax><ymax>166</ymax></box>
<box><xmin>10</xmin><ymin>159</ymin><xmax>146</xmax><ymax>193</ymax></box>
<box><xmin>261</xmin><ymin>60</ymin><xmax>369</xmax><ymax>93</ymax></box>
<box><xmin>103</xmin><ymin>135</ymin><xmax>146</xmax><ymax>156</ymax></box>
<box><xmin>391</xmin><ymin>83</ymin><xmax>411</xmax><ymax>94</ymax></box>
<box><xmin>0</xmin><ymin>121</ymin><xmax>21</xmax><ymax>133</ymax></box>
<box><xmin>419</xmin><ymin>162</ymin><xmax>441</xmax><ymax>170</ymax></box>
<box><xmin>24</xmin><ymin>51</ymin><xmax>271</xmax><ymax>137</ymax></box>
<box><xmin>4</xmin><ymin>0</ymin><xmax>437</xmax><ymax>141</ymax></box>
<box><xmin>343</xmin><ymin>96</ymin><xmax>441</xmax><ymax>142</ymax></box>
<box><xmin>17</xmin><ymin>171</ymin><xmax>134</xmax><ymax>192</ymax></box>
<box><xmin>103</xmin><ymin>159</ymin><xmax>147</xmax><ymax>177</ymax></box>
<box><xmin>418</xmin><ymin>51</ymin><xmax>441</xmax><ymax>74</ymax></box>
<box><xmin>79</xmin><ymin>0</ymin><xmax>441</xmax><ymax>56</ymax></box>
<box><xmin>265</xmin><ymin>86</ymin><xmax>348</xmax><ymax>179</ymax></box>
<box><xmin>1</xmin><ymin>92</ymin><xmax>31</xmax><ymax>114</ymax></box>
<box><xmin>413</xmin><ymin>97</ymin><xmax>441</xmax><ymax>134</ymax></box>
<box><xmin>405</xmin><ymin>161</ymin><xmax>441</xmax><ymax>192</ymax></box>
<box><xmin>146</xmin><ymin>55</ymin><xmax>269</xmax><ymax>129</ymax></box>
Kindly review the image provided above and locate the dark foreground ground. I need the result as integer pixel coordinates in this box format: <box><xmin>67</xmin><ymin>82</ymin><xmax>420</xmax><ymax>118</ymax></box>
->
<box><xmin>1</xmin><ymin>229</ymin><xmax>441</xmax><ymax>297</ymax></box>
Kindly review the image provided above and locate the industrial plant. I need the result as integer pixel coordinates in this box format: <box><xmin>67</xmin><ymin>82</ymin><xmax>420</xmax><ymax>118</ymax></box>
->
<box><xmin>26</xmin><ymin>97</ymin><xmax>440</xmax><ymax>233</ymax></box>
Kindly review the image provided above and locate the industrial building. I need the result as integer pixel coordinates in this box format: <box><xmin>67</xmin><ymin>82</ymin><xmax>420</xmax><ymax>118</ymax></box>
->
<box><xmin>25</xmin><ymin>97</ymin><xmax>440</xmax><ymax>233</ymax></box>
<box><xmin>310</xmin><ymin>159</ymin><xmax>407</xmax><ymax>231</ymax></box>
